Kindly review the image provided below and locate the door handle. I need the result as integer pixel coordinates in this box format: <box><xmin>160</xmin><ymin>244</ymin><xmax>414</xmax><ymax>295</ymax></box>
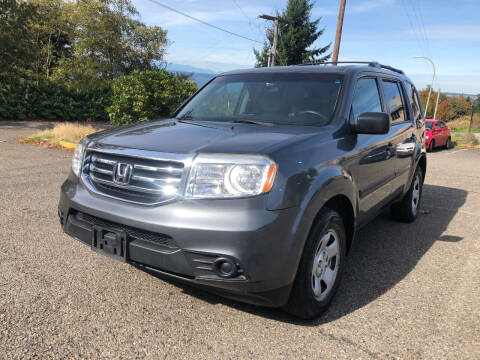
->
<box><xmin>385</xmin><ymin>142</ymin><xmax>395</xmax><ymax>159</ymax></box>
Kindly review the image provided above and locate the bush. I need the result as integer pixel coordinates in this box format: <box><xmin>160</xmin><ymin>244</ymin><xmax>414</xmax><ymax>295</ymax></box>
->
<box><xmin>107</xmin><ymin>70</ymin><xmax>197</xmax><ymax>126</ymax></box>
<box><xmin>0</xmin><ymin>80</ymin><xmax>111</xmax><ymax>121</ymax></box>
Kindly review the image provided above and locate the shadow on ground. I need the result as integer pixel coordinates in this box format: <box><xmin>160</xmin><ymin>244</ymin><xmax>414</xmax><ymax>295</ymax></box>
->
<box><xmin>143</xmin><ymin>184</ymin><xmax>466</xmax><ymax>325</ymax></box>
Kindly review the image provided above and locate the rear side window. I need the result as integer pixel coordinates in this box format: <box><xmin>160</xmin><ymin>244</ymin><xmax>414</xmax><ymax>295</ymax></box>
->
<box><xmin>405</xmin><ymin>82</ymin><xmax>422</xmax><ymax>121</ymax></box>
<box><xmin>382</xmin><ymin>80</ymin><xmax>406</xmax><ymax>123</ymax></box>
<box><xmin>352</xmin><ymin>78</ymin><xmax>382</xmax><ymax>120</ymax></box>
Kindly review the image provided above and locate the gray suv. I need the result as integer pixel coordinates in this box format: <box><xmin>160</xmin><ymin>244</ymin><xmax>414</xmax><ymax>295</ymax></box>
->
<box><xmin>59</xmin><ymin>62</ymin><xmax>426</xmax><ymax>318</ymax></box>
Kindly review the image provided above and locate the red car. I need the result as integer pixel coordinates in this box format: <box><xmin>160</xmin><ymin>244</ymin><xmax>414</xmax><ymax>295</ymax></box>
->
<box><xmin>425</xmin><ymin>119</ymin><xmax>451</xmax><ymax>151</ymax></box>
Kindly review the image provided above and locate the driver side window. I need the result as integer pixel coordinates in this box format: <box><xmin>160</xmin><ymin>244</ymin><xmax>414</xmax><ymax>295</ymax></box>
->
<box><xmin>352</xmin><ymin>78</ymin><xmax>382</xmax><ymax>120</ymax></box>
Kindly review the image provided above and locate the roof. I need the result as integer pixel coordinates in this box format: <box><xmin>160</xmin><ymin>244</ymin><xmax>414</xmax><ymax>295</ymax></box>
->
<box><xmin>220</xmin><ymin>64</ymin><xmax>410</xmax><ymax>80</ymax></box>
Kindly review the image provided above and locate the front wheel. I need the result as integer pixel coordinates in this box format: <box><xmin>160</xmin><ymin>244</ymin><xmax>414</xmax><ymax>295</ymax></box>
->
<box><xmin>427</xmin><ymin>139</ymin><xmax>434</xmax><ymax>152</ymax></box>
<box><xmin>284</xmin><ymin>208</ymin><xmax>346</xmax><ymax>319</ymax></box>
<box><xmin>445</xmin><ymin>137</ymin><xmax>451</xmax><ymax>149</ymax></box>
<box><xmin>391</xmin><ymin>166</ymin><xmax>424</xmax><ymax>223</ymax></box>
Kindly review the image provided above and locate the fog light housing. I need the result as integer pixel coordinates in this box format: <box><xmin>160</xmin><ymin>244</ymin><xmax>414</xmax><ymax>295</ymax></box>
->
<box><xmin>213</xmin><ymin>258</ymin><xmax>238</xmax><ymax>278</ymax></box>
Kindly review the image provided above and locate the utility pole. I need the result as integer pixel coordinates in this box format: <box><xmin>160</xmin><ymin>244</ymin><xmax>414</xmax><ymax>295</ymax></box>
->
<box><xmin>258</xmin><ymin>14</ymin><xmax>289</xmax><ymax>66</ymax></box>
<box><xmin>468</xmin><ymin>102</ymin><xmax>474</xmax><ymax>133</ymax></box>
<box><xmin>433</xmin><ymin>88</ymin><xmax>440</xmax><ymax>120</ymax></box>
<box><xmin>332</xmin><ymin>0</ymin><xmax>347</xmax><ymax>65</ymax></box>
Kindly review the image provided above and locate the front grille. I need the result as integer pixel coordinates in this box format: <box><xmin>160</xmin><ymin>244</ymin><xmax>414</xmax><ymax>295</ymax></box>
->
<box><xmin>77</xmin><ymin>212</ymin><xmax>178</xmax><ymax>250</ymax></box>
<box><xmin>83</xmin><ymin>150</ymin><xmax>185</xmax><ymax>204</ymax></box>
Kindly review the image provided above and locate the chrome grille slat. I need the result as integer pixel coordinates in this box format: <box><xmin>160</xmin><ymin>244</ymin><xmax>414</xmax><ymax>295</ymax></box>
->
<box><xmin>92</xmin><ymin>156</ymin><xmax>116</xmax><ymax>165</ymax></box>
<box><xmin>90</xmin><ymin>174</ymin><xmax>167</xmax><ymax>194</ymax></box>
<box><xmin>90</xmin><ymin>164</ymin><xmax>113</xmax><ymax>175</ymax></box>
<box><xmin>131</xmin><ymin>175</ymin><xmax>181</xmax><ymax>183</ymax></box>
<box><xmin>133</xmin><ymin>164</ymin><xmax>183</xmax><ymax>175</ymax></box>
<box><xmin>83</xmin><ymin>150</ymin><xmax>186</xmax><ymax>204</ymax></box>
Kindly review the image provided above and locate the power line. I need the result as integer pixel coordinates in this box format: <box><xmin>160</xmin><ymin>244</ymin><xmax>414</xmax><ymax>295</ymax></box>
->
<box><xmin>145</xmin><ymin>0</ymin><xmax>262</xmax><ymax>44</ymax></box>
<box><xmin>231</xmin><ymin>0</ymin><xmax>251</xmax><ymax>25</ymax></box>
<box><xmin>408</xmin><ymin>0</ymin><xmax>429</xmax><ymax>56</ymax></box>
<box><xmin>412</xmin><ymin>0</ymin><xmax>431</xmax><ymax>56</ymax></box>
<box><xmin>400</xmin><ymin>0</ymin><xmax>426</xmax><ymax>56</ymax></box>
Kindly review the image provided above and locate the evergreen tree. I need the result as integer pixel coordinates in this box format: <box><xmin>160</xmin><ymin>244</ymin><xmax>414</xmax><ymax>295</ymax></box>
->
<box><xmin>253</xmin><ymin>0</ymin><xmax>331</xmax><ymax>67</ymax></box>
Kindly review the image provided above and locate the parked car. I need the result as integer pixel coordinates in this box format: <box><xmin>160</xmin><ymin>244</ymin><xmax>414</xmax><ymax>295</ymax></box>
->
<box><xmin>425</xmin><ymin>119</ymin><xmax>451</xmax><ymax>151</ymax></box>
<box><xmin>59</xmin><ymin>62</ymin><xmax>426</xmax><ymax>319</ymax></box>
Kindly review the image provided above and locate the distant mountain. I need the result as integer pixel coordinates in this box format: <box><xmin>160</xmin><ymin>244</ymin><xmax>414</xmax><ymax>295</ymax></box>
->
<box><xmin>445</xmin><ymin>92</ymin><xmax>477</xmax><ymax>99</ymax></box>
<box><xmin>165</xmin><ymin>63</ymin><xmax>215</xmax><ymax>75</ymax></box>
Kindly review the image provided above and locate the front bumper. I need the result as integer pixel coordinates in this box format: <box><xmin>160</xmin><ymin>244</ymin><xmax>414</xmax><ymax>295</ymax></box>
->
<box><xmin>59</xmin><ymin>177</ymin><xmax>304</xmax><ymax>307</ymax></box>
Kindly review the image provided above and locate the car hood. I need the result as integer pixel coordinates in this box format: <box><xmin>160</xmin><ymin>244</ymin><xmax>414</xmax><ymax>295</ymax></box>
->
<box><xmin>90</xmin><ymin>119</ymin><xmax>323</xmax><ymax>155</ymax></box>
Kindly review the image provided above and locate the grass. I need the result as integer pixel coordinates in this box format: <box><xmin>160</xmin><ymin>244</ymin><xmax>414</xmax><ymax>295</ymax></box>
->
<box><xmin>451</xmin><ymin>132</ymin><xmax>480</xmax><ymax>149</ymax></box>
<box><xmin>448</xmin><ymin>114</ymin><xmax>480</xmax><ymax>133</ymax></box>
<box><xmin>22</xmin><ymin>123</ymin><xmax>100</xmax><ymax>148</ymax></box>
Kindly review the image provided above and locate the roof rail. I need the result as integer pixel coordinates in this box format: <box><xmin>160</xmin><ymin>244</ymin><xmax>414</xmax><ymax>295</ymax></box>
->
<box><xmin>294</xmin><ymin>61</ymin><xmax>404</xmax><ymax>74</ymax></box>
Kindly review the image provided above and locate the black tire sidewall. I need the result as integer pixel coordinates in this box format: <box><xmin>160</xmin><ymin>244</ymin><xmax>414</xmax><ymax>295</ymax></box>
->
<box><xmin>407</xmin><ymin>166</ymin><xmax>424</xmax><ymax>219</ymax></box>
<box><xmin>287</xmin><ymin>209</ymin><xmax>347</xmax><ymax>318</ymax></box>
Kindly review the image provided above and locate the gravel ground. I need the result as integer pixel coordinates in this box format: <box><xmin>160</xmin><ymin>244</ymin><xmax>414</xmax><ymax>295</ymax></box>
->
<box><xmin>0</xmin><ymin>121</ymin><xmax>479</xmax><ymax>359</ymax></box>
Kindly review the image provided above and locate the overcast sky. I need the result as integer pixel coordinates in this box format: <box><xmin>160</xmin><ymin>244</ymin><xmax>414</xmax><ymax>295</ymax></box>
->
<box><xmin>133</xmin><ymin>0</ymin><xmax>480</xmax><ymax>94</ymax></box>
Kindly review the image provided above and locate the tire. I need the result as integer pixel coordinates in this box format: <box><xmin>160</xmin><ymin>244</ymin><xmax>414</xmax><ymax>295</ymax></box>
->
<box><xmin>445</xmin><ymin>137</ymin><xmax>451</xmax><ymax>149</ymax></box>
<box><xmin>284</xmin><ymin>208</ymin><xmax>346</xmax><ymax>319</ymax></box>
<box><xmin>391</xmin><ymin>166</ymin><xmax>424</xmax><ymax>223</ymax></box>
<box><xmin>428</xmin><ymin>139</ymin><xmax>435</xmax><ymax>152</ymax></box>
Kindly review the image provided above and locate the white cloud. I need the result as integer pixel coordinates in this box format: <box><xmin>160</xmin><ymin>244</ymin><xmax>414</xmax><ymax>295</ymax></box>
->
<box><xmin>408</xmin><ymin>25</ymin><xmax>480</xmax><ymax>41</ymax></box>
<box><xmin>348</xmin><ymin>0</ymin><xmax>396</xmax><ymax>13</ymax></box>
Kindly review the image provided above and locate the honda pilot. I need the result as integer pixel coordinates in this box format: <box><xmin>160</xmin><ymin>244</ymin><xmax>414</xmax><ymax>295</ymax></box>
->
<box><xmin>59</xmin><ymin>62</ymin><xmax>426</xmax><ymax>318</ymax></box>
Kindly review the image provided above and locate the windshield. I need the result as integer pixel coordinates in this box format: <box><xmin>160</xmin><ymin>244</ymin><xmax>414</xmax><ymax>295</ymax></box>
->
<box><xmin>176</xmin><ymin>73</ymin><xmax>344</xmax><ymax>126</ymax></box>
<box><xmin>425</xmin><ymin>121</ymin><xmax>434</xmax><ymax>130</ymax></box>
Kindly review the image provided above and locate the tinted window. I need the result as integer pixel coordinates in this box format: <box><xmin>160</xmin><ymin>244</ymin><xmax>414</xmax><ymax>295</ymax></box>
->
<box><xmin>405</xmin><ymin>82</ymin><xmax>422</xmax><ymax>121</ymax></box>
<box><xmin>439</xmin><ymin>122</ymin><xmax>446</xmax><ymax>128</ymax></box>
<box><xmin>425</xmin><ymin>122</ymin><xmax>433</xmax><ymax>130</ymax></box>
<box><xmin>176</xmin><ymin>73</ymin><xmax>344</xmax><ymax>126</ymax></box>
<box><xmin>382</xmin><ymin>80</ymin><xmax>406</xmax><ymax>123</ymax></box>
<box><xmin>352</xmin><ymin>78</ymin><xmax>382</xmax><ymax>120</ymax></box>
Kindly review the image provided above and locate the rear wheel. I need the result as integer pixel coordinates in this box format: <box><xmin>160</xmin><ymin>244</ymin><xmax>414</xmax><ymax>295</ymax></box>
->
<box><xmin>284</xmin><ymin>208</ymin><xmax>346</xmax><ymax>319</ymax></box>
<box><xmin>445</xmin><ymin>137</ymin><xmax>451</xmax><ymax>149</ymax></box>
<box><xmin>391</xmin><ymin>166</ymin><xmax>424</xmax><ymax>223</ymax></box>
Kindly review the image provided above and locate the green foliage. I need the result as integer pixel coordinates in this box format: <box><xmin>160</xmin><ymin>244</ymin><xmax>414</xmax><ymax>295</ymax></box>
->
<box><xmin>448</xmin><ymin>97</ymin><xmax>471</xmax><ymax>121</ymax></box>
<box><xmin>0</xmin><ymin>0</ymin><xmax>39</xmax><ymax>82</ymax></box>
<box><xmin>1</xmin><ymin>0</ymin><xmax>168</xmax><ymax>86</ymax></box>
<box><xmin>0</xmin><ymin>80</ymin><xmax>111</xmax><ymax>120</ymax></box>
<box><xmin>55</xmin><ymin>0</ymin><xmax>168</xmax><ymax>85</ymax></box>
<box><xmin>254</xmin><ymin>0</ymin><xmax>330</xmax><ymax>67</ymax></box>
<box><xmin>107</xmin><ymin>70</ymin><xmax>197</xmax><ymax>126</ymax></box>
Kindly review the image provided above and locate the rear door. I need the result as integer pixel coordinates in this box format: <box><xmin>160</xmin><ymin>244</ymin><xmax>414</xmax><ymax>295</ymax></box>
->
<box><xmin>438</xmin><ymin>121</ymin><xmax>449</xmax><ymax>145</ymax></box>
<box><xmin>380</xmin><ymin>78</ymin><xmax>416</xmax><ymax>195</ymax></box>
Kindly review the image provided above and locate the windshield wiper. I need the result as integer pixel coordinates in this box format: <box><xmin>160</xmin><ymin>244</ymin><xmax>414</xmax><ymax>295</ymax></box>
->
<box><xmin>231</xmin><ymin>119</ymin><xmax>275</xmax><ymax>126</ymax></box>
<box><xmin>176</xmin><ymin>110</ymin><xmax>193</xmax><ymax>120</ymax></box>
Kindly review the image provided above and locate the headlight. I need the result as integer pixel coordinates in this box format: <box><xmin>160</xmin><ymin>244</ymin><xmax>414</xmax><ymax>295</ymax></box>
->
<box><xmin>425</xmin><ymin>135</ymin><xmax>429</xmax><ymax>139</ymax></box>
<box><xmin>71</xmin><ymin>137</ymin><xmax>89</xmax><ymax>177</ymax></box>
<box><xmin>185</xmin><ymin>154</ymin><xmax>277</xmax><ymax>199</ymax></box>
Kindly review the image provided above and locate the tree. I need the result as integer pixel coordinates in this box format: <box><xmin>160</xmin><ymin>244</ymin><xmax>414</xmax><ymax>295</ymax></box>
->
<box><xmin>448</xmin><ymin>96</ymin><xmax>471</xmax><ymax>121</ymax></box>
<box><xmin>0</xmin><ymin>0</ymin><xmax>39</xmax><ymax>82</ymax></box>
<box><xmin>53</xmin><ymin>0</ymin><xmax>168</xmax><ymax>85</ymax></box>
<box><xmin>254</xmin><ymin>0</ymin><xmax>331</xmax><ymax>67</ymax></box>
<box><xmin>436</xmin><ymin>100</ymin><xmax>452</xmax><ymax>121</ymax></box>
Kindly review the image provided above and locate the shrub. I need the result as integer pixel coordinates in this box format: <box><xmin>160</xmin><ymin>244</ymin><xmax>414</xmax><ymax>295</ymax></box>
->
<box><xmin>107</xmin><ymin>70</ymin><xmax>197</xmax><ymax>126</ymax></box>
<box><xmin>0</xmin><ymin>80</ymin><xmax>111</xmax><ymax>121</ymax></box>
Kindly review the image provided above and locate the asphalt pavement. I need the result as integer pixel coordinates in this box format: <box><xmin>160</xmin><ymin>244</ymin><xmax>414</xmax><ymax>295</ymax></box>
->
<box><xmin>0</xmin><ymin>121</ymin><xmax>479</xmax><ymax>359</ymax></box>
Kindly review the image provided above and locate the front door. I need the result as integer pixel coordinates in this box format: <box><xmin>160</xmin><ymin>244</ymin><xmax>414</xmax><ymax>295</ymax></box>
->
<box><xmin>346</xmin><ymin>76</ymin><xmax>397</xmax><ymax>224</ymax></box>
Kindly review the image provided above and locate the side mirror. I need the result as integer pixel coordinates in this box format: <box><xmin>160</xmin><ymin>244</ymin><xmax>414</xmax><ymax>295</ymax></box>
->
<box><xmin>353</xmin><ymin>112</ymin><xmax>390</xmax><ymax>134</ymax></box>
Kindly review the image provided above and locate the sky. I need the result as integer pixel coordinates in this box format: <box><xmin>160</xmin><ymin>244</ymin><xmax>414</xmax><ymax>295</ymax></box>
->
<box><xmin>132</xmin><ymin>0</ymin><xmax>480</xmax><ymax>94</ymax></box>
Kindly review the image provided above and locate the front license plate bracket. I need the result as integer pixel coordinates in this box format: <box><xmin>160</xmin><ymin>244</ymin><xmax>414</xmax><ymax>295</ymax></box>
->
<box><xmin>92</xmin><ymin>225</ymin><xmax>127</xmax><ymax>262</ymax></box>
